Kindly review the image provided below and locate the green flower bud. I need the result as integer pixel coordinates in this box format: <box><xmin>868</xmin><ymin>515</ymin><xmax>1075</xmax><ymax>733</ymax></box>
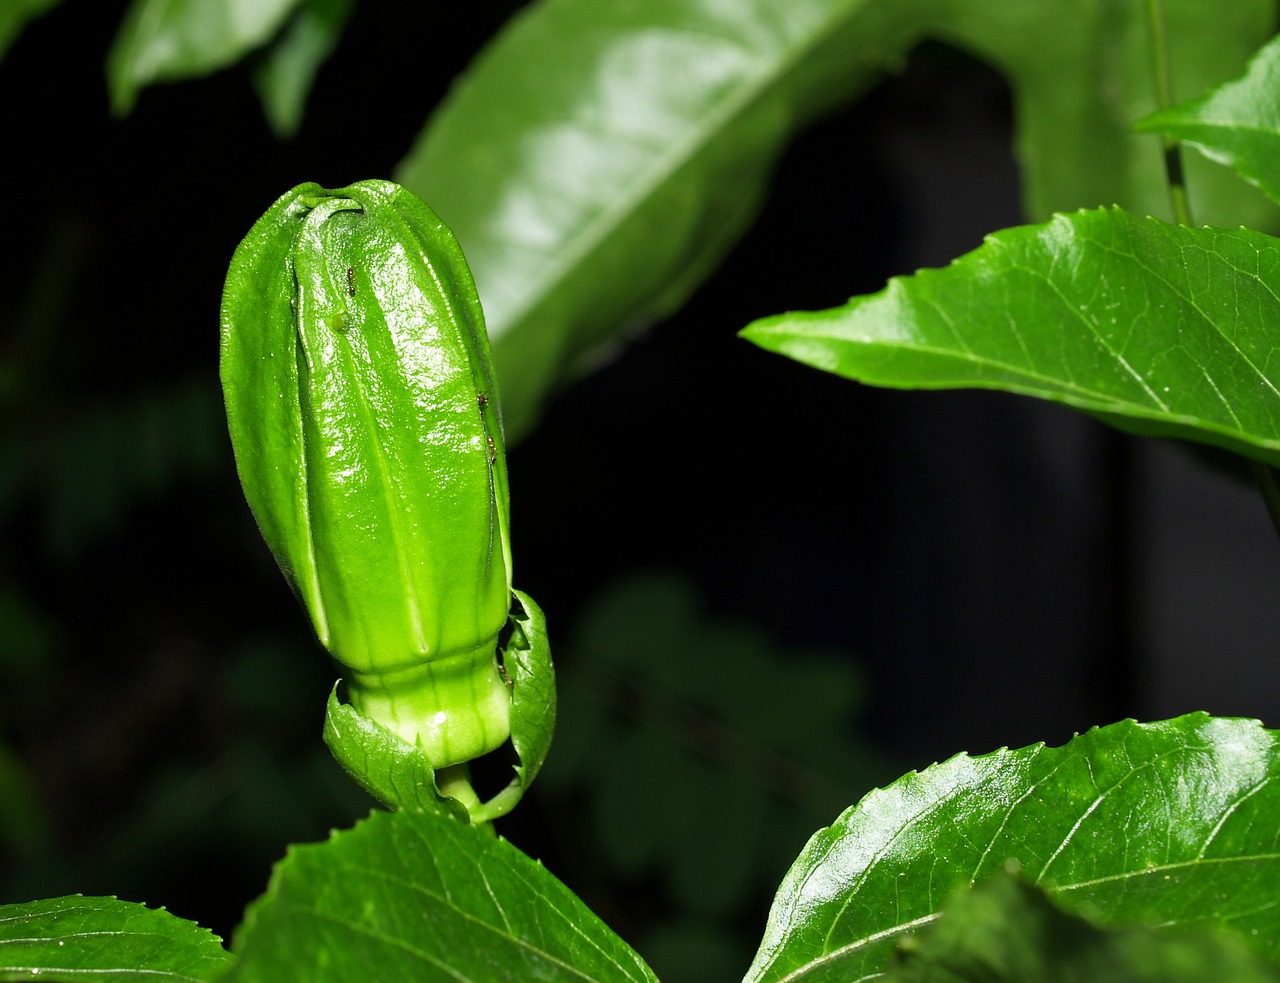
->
<box><xmin>220</xmin><ymin>180</ymin><xmax>513</xmax><ymax>768</ymax></box>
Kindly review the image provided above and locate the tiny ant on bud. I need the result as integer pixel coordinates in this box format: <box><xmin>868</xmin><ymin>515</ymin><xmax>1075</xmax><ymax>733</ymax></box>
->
<box><xmin>346</xmin><ymin>267</ymin><xmax>356</xmax><ymax>296</ymax></box>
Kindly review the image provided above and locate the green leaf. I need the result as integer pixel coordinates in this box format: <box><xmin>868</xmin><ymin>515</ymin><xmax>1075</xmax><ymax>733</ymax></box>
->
<box><xmin>252</xmin><ymin>0</ymin><xmax>354</xmax><ymax>138</ymax></box>
<box><xmin>107</xmin><ymin>0</ymin><xmax>304</xmax><ymax>115</ymax></box>
<box><xmin>322</xmin><ymin>684</ymin><xmax>471</xmax><ymax>821</ymax></box>
<box><xmin>883</xmin><ymin>872</ymin><xmax>1280</xmax><ymax>983</ymax></box>
<box><xmin>395</xmin><ymin>0</ymin><xmax>925</xmax><ymax>441</ymax></box>
<box><xmin>742</xmin><ymin>208</ymin><xmax>1280</xmax><ymax>467</ymax></box>
<box><xmin>0</xmin><ymin>0</ymin><xmax>63</xmax><ymax>63</ymax></box>
<box><xmin>1137</xmin><ymin>32</ymin><xmax>1280</xmax><ymax>207</ymax></box>
<box><xmin>0</xmin><ymin>895</ymin><xmax>230</xmax><ymax>982</ymax></box>
<box><xmin>929</xmin><ymin>1</ymin><xmax>1277</xmax><ymax>225</ymax></box>
<box><xmin>396</xmin><ymin>0</ymin><xmax>1274</xmax><ymax>442</ymax></box>
<box><xmin>743</xmin><ymin>714</ymin><xmax>1280</xmax><ymax>983</ymax></box>
<box><xmin>226</xmin><ymin>808</ymin><xmax>659</xmax><ymax>983</ymax></box>
<box><xmin>482</xmin><ymin>588</ymin><xmax>557</xmax><ymax>820</ymax></box>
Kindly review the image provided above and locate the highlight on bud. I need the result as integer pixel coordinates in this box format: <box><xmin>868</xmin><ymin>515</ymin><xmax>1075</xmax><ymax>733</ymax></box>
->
<box><xmin>219</xmin><ymin>180</ymin><xmax>515</xmax><ymax>771</ymax></box>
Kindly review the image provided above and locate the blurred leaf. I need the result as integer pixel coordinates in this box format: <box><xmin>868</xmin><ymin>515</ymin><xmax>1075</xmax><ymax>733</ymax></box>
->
<box><xmin>0</xmin><ymin>584</ymin><xmax>54</xmax><ymax>674</ymax></box>
<box><xmin>883</xmin><ymin>872</ymin><xmax>1280</xmax><ymax>983</ymax></box>
<box><xmin>0</xmin><ymin>0</ymin><xmax>63</xmax><ymax>64</ymax></box>
<box><xmin>397</xmin><ymin>0</ymin><xmax>1274</xmax><ymax>442</ymax></box>
<box><xmin>542</xmin><ymin>573</ymin><xmax>881</xmax><ymax>937</ymax></box>
<box><xmin>1137</xmin><ymin>31</ymin><xmax>1280</xmax><ymax>206</ymax></box>
<box><xmin>107</xmin><ymin>0</ymin><xmax>304</xmax><ymax>115</ymax></box>
<box><xmin>227</xmin><ymin>808</ymin><xmax>658</xmax><ymax>983</ymax></box>
<box><xmin>743</xmin><ymin>208</ymin><xmax>1280</xmax><ymax>467</ymax></box>
<box><xmin>252</xmin><ymin>0</ymin><xmax>354</xmax><ymax>138</ymax></box>
<box><xmin>0</xmin><ymin>895</ymin><xmax>230</xmax><ymax>981</ymax></box>
<box><xmin>0</xmin><ymin>741</ymin><xmax>48</xmax><ymax>856</ymax></box>
<box><xmin>44</xmin><ymin>381</ymin><xmax>223</xmax><ymax>558</ymax></box>
<box><xmin>928</xmin><ymin>0</ymin><xmax>1277</xmax><ymax>225</ymax></box>
<box><xmin>745</xmin><ymin>714</ymin><xmax>1280</xmax><ymax>982</ymax></box>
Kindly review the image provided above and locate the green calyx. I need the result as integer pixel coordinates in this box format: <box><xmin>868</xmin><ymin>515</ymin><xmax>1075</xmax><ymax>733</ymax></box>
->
<box><xmin>221</xmin><ymin>179</ymin><xmax>516</xmax><ymax>770</ymax></box>
<box><xmin>347</xmin><ymin>646</ymin><xmax>512</xmax><ymax>766</ymax></box>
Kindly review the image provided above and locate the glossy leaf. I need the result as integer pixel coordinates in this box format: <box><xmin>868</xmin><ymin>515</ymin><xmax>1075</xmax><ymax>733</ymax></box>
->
<box><xmin>0</xmin><ymin>0</ymin><xmax>62</xmax><ymax>62</ymax></box>
<box><xmin>744</xmin><ymin>714</ymin><xmax>1280</xmax><ymax>982</ymax></box>
<box><xmin>227</xmin><ymin>808</ymin><xmax>659</xmax><ymax>983</ymax></box>
<box><xmin>1137</xmin><ymin>32</ymin><xmax>1280</xmax><ymax>207</ymax></box>
<box><xmin>107</xmin><ymin>0</ymin><xmax>303</xmax><ymax>115</ymax></box>
<box><xmin>396</xmin><ymin>0</ymin><xmax>1274</xmax><ymax>441</ymax></box>
<box><xmin>742</xmin><ymin>208</ymin><xmax>1280</xmax><ymax>467</ymax></box>
<box><xmin>252</xmin><ymin>0</ymin><xmax>354</xmax><ymax>138</ymax></box>
<box><xmin>394</xmin><ymin>0</ymin><xmax>924</xmax><ymax>440</ymax></box>
<box><xmin>883</xmin><ymin>873</ymin><xmax>1280</xmax><ymax>983</ymax></box>
<box><xmin>0</xmin><ymin>895</ymin><xmax>230</xmax><ymax>982</ymax></box>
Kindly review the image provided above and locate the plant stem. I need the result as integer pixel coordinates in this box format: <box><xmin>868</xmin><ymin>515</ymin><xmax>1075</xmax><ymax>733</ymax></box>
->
<box><xmin>1144</xmin><ymin>0</ymin><xmax>1192</xmax><ymax>226</ymax></box>
<box><xmin>435</xmin><ymin>764</ymin><xmax>482</xmax><ymax>814</ymax></box>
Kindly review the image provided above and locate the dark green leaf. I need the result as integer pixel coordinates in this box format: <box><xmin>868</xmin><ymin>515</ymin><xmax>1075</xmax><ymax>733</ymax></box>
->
<box><xmin>883</xmin><ymin>872</ymin><xmax>1280</xmax><ymax>983</ymax></box>
<box><xmin>107</xmin><ymin>0</ymin><xmax>304</xmax><ymax>115</ymax></box>
<box><xmin>252</xmin><ymin>0</ymin><xmax>354</xmax><ymax>138</ymax></box>
<box><xmin>396</xmin><ymin>0</ymin><xmax>1274</xmax><ymax>441</ymax></box>
<box><xmin>226</xmin><ymin>808</ymin><xmax>659</xmax><ymax>983</ymax></box>
<box><xmin>0</xmin><ymin>895</ymin><xmax>230</xmax><ymax>982</ymax></box>
<box><xmin>0</xmin><ymin>0</ymin><xmax>63</xmax><ymax>62</ymax></box>
<box><xmin>1137</xmin><ymin>32</ymin><xmax>1280</xmax><ymax>207</ymax></box>
<box><xmin>742</xmin><ymin>208</ymin><xmax>1280</xmax><ymax>466</ymax></box>
<box><xmin>744</xmin><ymin>715</ymin><xmax>1280</xmax><ymax>982</ymax></box>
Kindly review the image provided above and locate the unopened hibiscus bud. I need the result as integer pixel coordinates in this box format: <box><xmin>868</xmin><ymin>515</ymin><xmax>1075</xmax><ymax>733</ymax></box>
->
<box><xmin>220</xmin><ymin>180</ymin><xmax>513</xmax><ymax>768</ymax></box>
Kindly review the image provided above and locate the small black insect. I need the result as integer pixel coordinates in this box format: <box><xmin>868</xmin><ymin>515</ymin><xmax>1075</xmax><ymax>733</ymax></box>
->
<box><xmin>346</xmin><ymin>266</ymin><xmax>356</xmax><ymax>296</ymax></box>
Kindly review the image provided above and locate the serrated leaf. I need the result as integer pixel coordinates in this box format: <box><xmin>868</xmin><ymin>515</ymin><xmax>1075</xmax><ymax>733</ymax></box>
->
<box><xmin>499</xmin><ymin>589</ymin><xmax>557</xmax><ymax>806</ymax></box>
<box><xmin>744</xmin><ymin>715</ymin><xmax>1280</xmax><ymax>983</ymax></box>
<box><xmin>226</xmin><ymin>808</ymin><xmax>658</xmax><ymax>983</ymax></box>
<box><xmin>107</xmin><ymin>0</ymin><xmax>304</xmax><ymax>115</ymax></box>
<box><xmin>396</xmin><ymin>0</ymin><xmax>1274</xmax><ymax>442</ymax></box>
<box><xmin>883</xmin><ymin>872</ymin><xmax>1280</xmax><ymax>983</ymax></box>
<box><xmin>252</xmin><ymin>0</ymin><xmax>353</xmax><ymax>138</ymax></box>
<box><xmin>0</xmin><ymin>0</ymin><xmax>63</xmax><ymax>63</ymax></box>
<box><xmin>0</xmin><ymin>895</ymin><xmax>230</xmax><ymax>982</ymax></box>
<box><xmin>1137</xmin><ymin>32</ymin><xmax>1280</xmax><ymax>207</ymax></box>
<box><xmin>742</xmin><ymin>208</ymin><xmax>1280</xmax><ymax>467</ymax></box>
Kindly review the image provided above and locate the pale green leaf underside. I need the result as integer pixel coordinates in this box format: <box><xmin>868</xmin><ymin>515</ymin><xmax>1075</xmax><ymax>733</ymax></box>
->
<box><xmin>252</xmin><ymin>0</ymin><xmax>353</xmax><ymax>138</ymax></box>
<box><xmin>742</xmin><ymin>208</ymin><xmax>1280</xmax><ymax>467</ymax></box>
<box><xmin>0</xmin><ymin>895</ymin><xmax>231</xmax><ymax>982</ymax></box>
<box><xmin>1138</xmin><ymin>31</ymin><xmax>1280</xmax><ymax>207</ymax></box>
<box><xmin>227</xmin><ymin>808</ymin><xmax>658</xmax><ymax>983</ymax></box>
<box><xmin>107</xmin><ymin>0</ymin><xmax>303</xmax><ymax>115</ymax></box>
<box><xmin>743</xmin><ymin>714</ymin><xmax>1280</xmax><ymax>982</ymax></box>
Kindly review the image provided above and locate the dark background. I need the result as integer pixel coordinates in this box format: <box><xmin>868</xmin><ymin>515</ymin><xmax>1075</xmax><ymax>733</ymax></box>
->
<box><xmin>3</xmin><ymin>3</ymin><xmax>1280</xmax><ymax>980</ymax></box>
